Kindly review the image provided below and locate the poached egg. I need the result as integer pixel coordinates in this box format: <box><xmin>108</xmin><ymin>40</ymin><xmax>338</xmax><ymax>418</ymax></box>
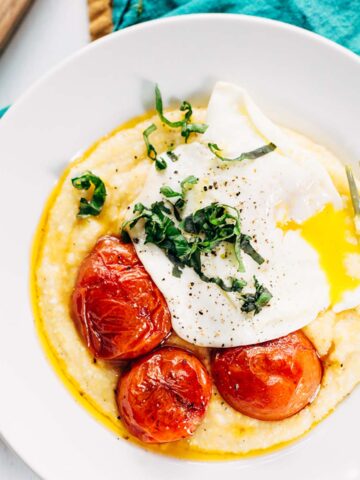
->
<box><xmin>129</xmin><ymin>82</ymin><xmax>360</xmax><ymax>347</ymax></box>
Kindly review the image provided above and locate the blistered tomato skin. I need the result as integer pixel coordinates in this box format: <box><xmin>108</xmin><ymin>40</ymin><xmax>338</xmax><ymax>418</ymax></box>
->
<box><xmin>117</xmin><ymin>347</ymin><xmax>212</xmax><ymax>443</ymax></box>
<box><xmin>71</xmin><ymin>236</ymin><xmax>171</xmax><ymax>360</ymax></box>
<box><xmin>211</xmin><ymin>331</ymin><xmax>322</xmax><ymax>421</ymax></box>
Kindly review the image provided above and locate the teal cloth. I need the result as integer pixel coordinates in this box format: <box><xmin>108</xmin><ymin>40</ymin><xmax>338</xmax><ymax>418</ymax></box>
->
<box><xmin>0</xmin><ymin>105</ymin><xmax>9</xmax><ymax>118</ymax></box>
<box><xmin>112</xmin><ymin>0</ymin><xmax>360</xmax><ymax>55</ymax></box>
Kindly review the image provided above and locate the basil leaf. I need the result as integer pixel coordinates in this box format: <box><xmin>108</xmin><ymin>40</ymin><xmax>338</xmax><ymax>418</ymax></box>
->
<box><xmin>180</xmin><ymin>100</ymin><xmax>192</xmax><ymax>120</ymax></box>
<box><xmin>142</xmin><ymin>124</ymin><xmax>168</xmax><ymax>170</ymax></box>
<box><xmin>160</xmin><ymin>186</ymin><xmax>182</xmax><ymax>199</ymax></box>
<box><xmin>134</xmin><ymin>203</ymin><xmax>145</xmax><ymax>213</ymax></box>
<box><xmin>172</xmin><ymin>264</ymin><xmax>183</xmax><ymax>278</ymax></box>
<box><xmin>155</xmin><ymin>85</ymin><xmax>208</xmax><ymax>143</ymax></box>
<box><xmin>182</xmin><ymin>123</ymin><xmax>208</xmax><ymax>143</ymax></box>
<box><xmin>208</xmin><ymin>142</ymin><xmax>276</xmax><ymax>162</ymax></box>
<box><xmin>155</xmin><ymin>157</ymin><xmax>167</xmax><ymax>170</ymax></box>
<box><xmin>160</xmin><ymin>175</ymin><xmax>198</xmax><ymax>220</ymax></box>
<box><xmin>167</xmin><ymin>150</ymin><xmax>179</xmax><ymax>162</ymax></box>
<box><xmin>234</xmin><ymin>235</ymin><xmax>244</xmax><ymax>273</ymax></box>
<box><xmin>122</xmin><ymin>198</ymin><xmax>270</xmax><ymax>308</ymax></box>
<box><xmin>71</xmin><ymin>171</ymin><xmax>106</xmax><ymax>217</ymax></box>
<box><xmin>241</xmin><ymin>277</ymin><xmax>272</xmax><ymax>314</ymax></box>
<box><xmin>173</xmin><ymin>199</ymin><xmax>184</xmax><ymax>221</ymax></box>
<box><xmin>181</xmin><ymin>175</ymin><xmax>198</xmax><ymax>192</ymax></box>
<box><xmin>345</xmin><ymin>165</ymin><xmax>360</xmax><ymax>239</ymax></box>
<box><xmin>240</xmin><ymin>234</ymin><xmax>265</xmax><ymax>265</ymax></box>
<box><xmin>196</xmin><ymin>269</ymin><xmax>247</xmax><ymax>293</ymax></box>
<box><xmin>143</xmin><ymin>124</ymin><xmax>157</xmax><ymax>160</ymax></box>
<box><xmin>155</xmin><ymin>85</ymin><xmax>183</xmax><ymax>128</ymax></box>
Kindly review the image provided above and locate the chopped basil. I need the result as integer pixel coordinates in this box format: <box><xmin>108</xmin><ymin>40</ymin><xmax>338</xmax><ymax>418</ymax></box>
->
<box><xmin>239</xmin><ymin>235</ymin><xmax>265</xmax><ymax>266</ymax></box>
<box><xmin>122</xmin><ymin>201</ymin><xmax>247</xmax><ymax>294</ymax></box>
<box><xmin>208</xmin><ymin>142</ymin><xmax>276</xmax><ymax>162</ymax></box>
<box><xmin>122</xmin><ymin>199</ymin><xmax>271</xmax><ymax>313</ymax></box>
<box><xmin>143</xmin><ymin>124</ymin><xmax>157</xmax><ymax>160</ymax></box>
<box><xmin>181</xmin><ymin>175</ymin><xmax>198</xmax><ymax>191</ymax></box>
<box><xmin>160</xmin><ymin>175</ymin><xmax>199</xmax><ymax>220</ymax></box>
<box><xmin>155</xmin><ymin>86</ymin><xmax>182</xmax><ymax>128</ymax></box>
<box><xmin>167</xmin><ymin>150</ymin><xmax>179</xmax><ymax>162</ymax></box>
<box><xmin>71</xmin><ymin>171</ymin><xmax>106</xmax><ymax>217</ymax></box>
<box><xmin>155</xmin><ymin>157</ymin><xmax>167</xmax><ymax>170</ymax></box>
<box><xmin>160</xmin><ymin>185</ymin><xmax>182</xmax><ymax>199</ymax></box>
<box><xmin>143</xmin><ymin>123</ymin><xmax>167</xmax><ymax>170</ymax></box>
<box><xmin>241</xmin><ymin>277</ymin><xmax>272</xmax><ymax>314</ymax></box>
<box><xmin>181</xmin><ymin>203</ymin><xmax>264</xmax><ymax>272</ymax></box>
<box><xmin>345</xmin><ymin>165</ymin><xmax>360</xmax><ymax>239</ymax></box>
<box><xmin>160</xmin><ymin>175</ymin><xmax>199</xmax><ymax>200</ymax></box>
<box><xmin>155</xmin><ymin>85</ymin><xmax>208</xmax><ymax>143</ymax></box>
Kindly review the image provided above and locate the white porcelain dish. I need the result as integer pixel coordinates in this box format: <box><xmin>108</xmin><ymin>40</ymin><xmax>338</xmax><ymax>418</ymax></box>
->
<box><xmin>0</xmin><ymin>14</ymin><xmax>359</xmax><ymax>480</ymax></box>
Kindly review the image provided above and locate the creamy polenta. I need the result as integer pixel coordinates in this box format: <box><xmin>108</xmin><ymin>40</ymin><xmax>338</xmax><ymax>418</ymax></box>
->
<box><xmin>32</xmin><ymin>107</ymin><xmax>360</xmax><ymax>460</ymax></box>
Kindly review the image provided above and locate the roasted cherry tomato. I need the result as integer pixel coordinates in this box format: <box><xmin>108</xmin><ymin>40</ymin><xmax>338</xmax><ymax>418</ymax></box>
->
<box><xmin>117</xmin><ymin>347</ymin><xmax>212</xmax><ymax>443</ymax></box>
<box><xmin>71</xmin><ymin>236</ymin><xmax>171</xmax><ymax>360</ymax></box>
<box><xmin>211</xmin><ymin>331</ymin><xmax>322</xmax><ymax>421</ymax></box>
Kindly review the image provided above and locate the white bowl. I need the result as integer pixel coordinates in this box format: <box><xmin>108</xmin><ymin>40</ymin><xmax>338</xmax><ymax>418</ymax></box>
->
<box><xmin>0</xmin><ymin>14</ymin><xmax>359</xmax><ymax>480</ymax></box>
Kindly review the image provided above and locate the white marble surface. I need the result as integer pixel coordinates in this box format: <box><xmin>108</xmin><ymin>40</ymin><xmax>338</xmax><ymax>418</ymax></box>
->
<box><xmin>0</xmin><ymin>1</ymin><xmax>89</xmax><ymax>478</ymax></box>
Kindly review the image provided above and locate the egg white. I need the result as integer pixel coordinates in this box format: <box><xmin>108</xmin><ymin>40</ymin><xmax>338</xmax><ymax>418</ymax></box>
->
<box><xmin>130</xmin><ymin>82</ymin><xmax>354</xmax><ymax>347</ymax></box>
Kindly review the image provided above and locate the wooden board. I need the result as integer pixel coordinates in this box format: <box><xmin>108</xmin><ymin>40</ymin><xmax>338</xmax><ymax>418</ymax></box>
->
<box><xmin>0</xmin><ymin>0</ymin><xmax>34</xmax><ymax>51</ymax></box>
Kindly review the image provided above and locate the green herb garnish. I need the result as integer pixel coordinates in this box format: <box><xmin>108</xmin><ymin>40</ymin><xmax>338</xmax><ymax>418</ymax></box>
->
<box><xmin>181</xmin><ymin>175</ymin><xmax>198</xmax><ymax>191</ymax></box>
<box><xmin>208</xmin><ymin>142</ymin><xmax>276</xmax><ymax>162</ymax></box>
<box><xmin>122</xmin><ymin>201</ymin><xmax>271</xmax><ymax>313</ymax></box>
<box><xmin>122</xmin><ymin>201</ymin><xmax>247</xmax><ymax>293</ymax></box>
<box><xmin>346</xmin><ymin>165</ymin><xmax>360</xmax><ymax>239</ymax></box>
<box><xmin>167</xmin><ymin>150</ymin><xmax>179</xmax><ymax>162</ymax></box>
<box><xmin>71</xmin><ymin>171</ymin><xmax>106</xmax><ymax>217</ymax></box>
<box><xmin>160</xmin><ymin>175</ymin><xmax>199</xmax><ymax>200</ymax></box>
<box><xmin>160</xmin><ymin>185</ymin><xmax>182</xmax><ymax>199</ymax></box>
<box><xmin>160</xmin><ymin>176</ymin><xmax>199</xmax><ymax>220</ymax></box>
<box><xmin>241</xmin><ymin>276</ymin><xmax>272</xmax><ymax>314</ymax></box>
<box><xmin>143</xmin><ymin>123</ymin><xmax>167</xmax><ymax>170</ymax></box>
<box><xmin>181</xmin><ymin>203</ymin><xmax>264</xmax><ymax>272</ymax></box>
<box><xmin>143</xmin><ymin>124</ymin><xmax>157</xmax><ymax>160</ymax></box>
<box><xmin>155</xmin><ymin>85</ymin><xmax>208</xmax><ymax>143</ymax></box>
<box><xmin>155</xmin><ymin>157</ymin><xmax>167</xmax><ymax>170</ymax></box>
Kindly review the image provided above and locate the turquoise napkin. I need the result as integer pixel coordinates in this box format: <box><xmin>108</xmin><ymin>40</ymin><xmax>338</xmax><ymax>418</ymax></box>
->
<box><xmin>0</xmin><ymin>106</ymin><xmax>9</xmax><ymax>118</ymax></box>
<box><xmin>112</xmin><ymin>0</ymin><xmax>360</xmax><ymax>55</ymax></box>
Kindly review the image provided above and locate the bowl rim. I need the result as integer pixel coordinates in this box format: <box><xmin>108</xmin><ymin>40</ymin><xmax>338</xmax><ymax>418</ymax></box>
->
<box><xmin>1</xmin><ymin>13</ymin><xmax>360</xmax><ymax>480</ymax></box>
